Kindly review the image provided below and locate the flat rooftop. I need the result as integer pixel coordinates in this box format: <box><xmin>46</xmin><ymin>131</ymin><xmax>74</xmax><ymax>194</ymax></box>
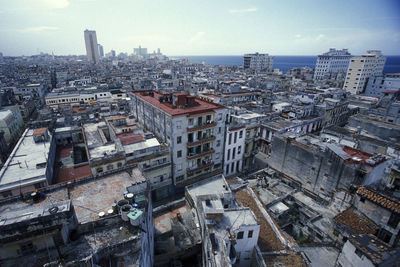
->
<box><xmin>186</xmin><ymin>175</ymin><xmax>231</xmax><ymax>202</ymax></box>
<box><xmin>133</xmin><ymin>90</ymin><xmax>225</xmax><ymax>117</ymax></box>
<box><xmin>0</xmin><ymin>170</ymin><xmax>143</xmax><ymax>224</ymax></box>
<box><xmin>0</xmin><ymin>129</ymin><xmax>51</xmax><ymax>192</ymax></box>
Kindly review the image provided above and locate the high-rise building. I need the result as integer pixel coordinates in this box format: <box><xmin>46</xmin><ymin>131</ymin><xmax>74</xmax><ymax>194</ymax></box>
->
<box><xmin>243</xmin><ymin>53</ymin><xmax>273</xmax><ymax>71</ymax></box>
<box><xmin>98</xmin><ymin>44</ymin><xmax>104</xmax><ymax>57</ymax></box>
<box><xmin>134</xmin><ymin>45</ymin><xmax>148</xmax><ymax>57</ymax></box>
<box><xmin>343</xmin><ymin>50</ymin><xmax>386</xmax><ymax>94</ymax></box>
<box><xmin>130</xmin><ymin>90</ymin><xmax>228</xmax><ymax>189</ymax></box>
<box><xmin>84</xmin><ymin>29</ymin><xmax>100</xmax><ymax>63</ymax></box>
<box><xmin>314</xmin><ymin>48</ymin><xmax>352</xmax><ymax>80</ymax></box>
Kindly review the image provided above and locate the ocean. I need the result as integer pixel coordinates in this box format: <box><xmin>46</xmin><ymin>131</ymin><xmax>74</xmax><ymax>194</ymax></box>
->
<box><xmin>173</xmin><ymin>55</ymin><xmax>400</xmax><ymax>74</ymax></box>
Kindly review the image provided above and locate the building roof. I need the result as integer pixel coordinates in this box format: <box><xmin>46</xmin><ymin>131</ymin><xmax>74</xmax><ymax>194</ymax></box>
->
<box><xmin>357</xmin><ymin>186</ymin><xmax>400</xmax><ymax>214</ymax></box>
<box><xmin>349</xmin><ymin>234</ymin><xmax>400</xmax><ymax>266</ymax></box>
<box><xmin>117</xmin><ymin>132</ymin><xmax>145</xmax><ymax>145</ymax></box>
<box><xmin>33</xmin><ymin>127</ymin><xmax>47</xmax><ymax>135</ymax></box>
<box><xmin>0</xmin><ymin>128</ymin><xmax>52</xmax><ymax>192</ymax></box>
<box><xmin>133</xmin><ymin>90</ymin><xmax>225</xmax><ymax>117</ymax></box>
<box><xmin>333</xmin><ymin>207</ymin><xmax>378</xmax><ymax>235</ymax></box>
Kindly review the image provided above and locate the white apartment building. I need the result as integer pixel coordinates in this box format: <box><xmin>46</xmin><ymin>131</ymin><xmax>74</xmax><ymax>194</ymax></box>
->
<box><xmin>313</xmin><ymin>48</ymin><xmax>352</xmax><ymax>80</ymax></box>
<box><xmin>45</xmin><ymin>90</ymin><xmax>127</xmax><ymax>106</ymax></box>
<box><xmin>224</xmin><ymin>125</ymin><xmax>245</xmax><ymax>177</ymax></box>
<box><xmin>130</xmin><ymin>90</ymin><xmax>228</xmax><ymax>189</ymax></box>
<box><xmin>244</xmin><ymin>53</ymin><xmax>273</xmax><ymax>71</ymax></box>
<box><xmin>343</xmin><ymin>50</ymin><xmax>386</xmax><ymax>94</ymax></box>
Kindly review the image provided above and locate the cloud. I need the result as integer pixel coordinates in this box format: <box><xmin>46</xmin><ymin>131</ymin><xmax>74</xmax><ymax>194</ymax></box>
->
<box><xmin>295</xmin><ymin>34</ymin><xmax>302</xmax><ymax>38</ymax></box>
<box><xmin>316</xmin><ymin>34</ymin><xmax>325</xmax><ymax>41</ymax></box>
<box><xmin>41</xmin><ymin>0</ymin><xmax>70</xmax><ymax>9</ymax></box>
<box><xmin>229</xmin><ymin>7</ymin><xmax>257</xmax><ymax>14</ymax></box>
<box><xmin>19</xmin><ymin>26</ymin><xmax>59</xmax><ymax>33</ymax></box>
<box><xmin>188</xmin><ymin>32</ymin><xmax>205</xmax><ymax>44</ymax></box>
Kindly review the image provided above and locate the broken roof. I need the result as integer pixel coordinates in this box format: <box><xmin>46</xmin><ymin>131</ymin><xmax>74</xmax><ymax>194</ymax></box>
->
<box><xmin>333</xmin><ymin>207</ymin><xmax>378</xmax><ymax>235</ymax></box>
<box><xmin>357</xmin><ymin>187</ymin><xmax>400</xmax><ymax>214</ymax></box>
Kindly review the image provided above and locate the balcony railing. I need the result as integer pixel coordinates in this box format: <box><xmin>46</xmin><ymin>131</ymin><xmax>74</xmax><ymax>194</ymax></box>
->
<box><xmin>187</xmin><ymin>161</ymin><xmax>214</xmax><ymax>174</ymax></box>
<box><xmin>187</xmin><ymin>121</ymin><xmax>217</xmax><ymax>132</ymax></box>
<box><xmin>187</xmin><ymin>148</ymin><xmax>215</xmax><ymax>160</ymax></box>
<box><xmin>187</xmin><ymin>135</ymin><xmax>216</xmax><ymax>147</ymax></box>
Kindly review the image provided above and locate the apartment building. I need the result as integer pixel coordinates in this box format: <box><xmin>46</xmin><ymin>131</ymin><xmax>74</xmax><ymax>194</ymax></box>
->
<box><xmin>130</xmin><ymin>90</ymin><xmax>228</xmax><ymax>189</ymax></box>
<box><xmin>224</xmin><ymin>125</ymin><xmax>245</xmax><ymax>177</ymax></box>
<box><xmin>343</xmin><ymin>50</ymin><xmax>386</xmax><ymax>94</ymax></box>
<box><xmin>313</xmin><ymin>48</ymin><xmax>352</xmax><ymax>80</ymax></box>
<box><xmin>243</xmin><ymin>53</ymin><xmax>274</xmax><ymax>71</ymax></box>
<box><xmin>0</xmin><ymin>105</ymin><xmax>24</xmax><ymax>145</ymax></box>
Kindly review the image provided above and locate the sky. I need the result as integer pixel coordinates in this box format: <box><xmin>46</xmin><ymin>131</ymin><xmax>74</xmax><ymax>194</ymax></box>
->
<box><xmin>0</xmin><ymin>0</ymin><xmax>399</xmax><ymax>56</ymax></box>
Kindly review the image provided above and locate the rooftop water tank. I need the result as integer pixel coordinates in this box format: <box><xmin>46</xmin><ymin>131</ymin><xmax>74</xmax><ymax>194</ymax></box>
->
<box><xmin>121</xmin><ymin>204</ymin><xmax>131</xmax><ymax>221</ymax></box>
<box><xmin>127</xmin><ymin>208</ymin><xmax>143</xmax><ymax>226</ymax></box>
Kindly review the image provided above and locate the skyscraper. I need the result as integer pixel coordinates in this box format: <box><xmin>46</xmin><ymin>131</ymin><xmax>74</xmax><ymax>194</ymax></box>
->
<box><xmin>98</xmin><ymin>44</ymin><xmax>104</xmax><ymax>58</ymax></box>
<box><xmin>84</xmin><ymin>29</ymin><xmax>100</xmax><ymax>64</ymax></box>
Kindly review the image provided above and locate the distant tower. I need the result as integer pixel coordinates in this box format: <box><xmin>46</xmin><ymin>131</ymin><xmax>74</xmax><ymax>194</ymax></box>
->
<box><xmin>84</xmin><ymin>29</ymin><xmax>100</xmax><ymax>63</ymax></box>
<box><xmin>98</xmin><ymin>44</ymin><xmax>104</xmax><ymax>57</ymax></box>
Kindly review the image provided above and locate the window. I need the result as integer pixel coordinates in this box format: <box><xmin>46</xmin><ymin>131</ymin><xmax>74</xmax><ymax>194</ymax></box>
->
<box><xmin>217</xmin><ymin>140</ymin><xmax>221</xmax><ymax>147</ymax></box>
<box><xmin>218</xmin><ymin>127</ymin><xmax>221</xmax><ymax>134</ymax></box>
<box><xmin>117</xmin><ymin>162</ymin><xmax>122</xmax><ymax>168</ymax></box>
<box><xmin>388</xmin><ymin>213</ymin><xmax>400</xmax><ymax>229</ymax></box>
<box><xmin>234</xmin><ymin>132</ymin><xmax>237</xmax><ymax>143</ymax></box>
<box><xmin>176</xmin><ymin>175</ymin><xmax>184</xmax><ymax>182</ymax></box>
<box><xmin>177</xmin><ymin>164</ymin><xmax>182</xmax><ymax>171</ymax></box>
<box><xmin>227</xmin><ymin>149</ymin><xmax>231</xmax><ymax>160</ymax></box>
<box><xmin>232</xmin><ymin>148</ymin><xmax>236</xmax><ymax>159</ymax></box>
<box><xmin>177</xmin><ymin>150</ymin><xmax>182</xmax><ymax>158</ymax></box>
<box><xmin>239</xmin><ymin>130</ymin><xmax>243</xmax><ymax>138</ymax></box>
<box><xmin>238</xmin><ymin>146</ymin><xmax>241</xmax><ymax>154</ymax></box>
<box><xmin>231</xmin><ymin>162</ymin><xmax>234</xmax><ymax>172</ymax></box>
<box><xmin>20</xmin><ymin>242</ymin><xmax>35</xmax><ymax>255</ymax></box>
<box><xmin>248</xmin><ymin>230</ymin><xmax>253</xmax><ymax>238</ymax></box>
<box><xmin>355</xmin><ymin>248</ymin><xmax>363</xmax><ymax>258</ymax></box>
<box><xmin>2</xmin><ymin>190</ymin><xmax>12</xmax><ymax>198</ymax></box>
<box><xmin>107</xmin><ymin>164</ymin><xmax>113</xmax><ymax>170</ymax></box>
<box><xmin>189</xmin><ymin>118</ymin><xmax>194</xmax><ymax>125</ymax></box>
<box><xmin>177</xmin><ymin>136</ymin><xmax>182</xmax><ymax>144</ymax></box>
<box><xmin>237</xmin><ymin>231</ymin><xmax>244</xmax><ymax>239</ymax></box>
<box><xmin>229</xmin><ymin>133</ymin><xmax>232</xmax><ymax>145</ymax></box>
<box><xmin>96</xmin><ymin>167</ymin><xmax>103</xmax><ymax>173</ymax></box>
<box><xmin>226</xmin><ymin>165</ymin><xmax>229</xmax><ymax>174</ymax></box>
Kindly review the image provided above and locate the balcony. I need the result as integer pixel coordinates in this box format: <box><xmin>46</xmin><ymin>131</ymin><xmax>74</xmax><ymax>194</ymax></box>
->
<box><xmin>187</xmin><ymin>161</ymin><xmax>214</xmax><ymax>174</ymax></box>
<box><xmin>187</xmin><ymin>135</ymin><xmax>216</xmax><ymax>147</ymax></box>
<box><xmin>140</xmin><ymin>161</ymin><xmax>171</xmax><ymax>172</ymax></box>
<box><xmin>187</xmin><ymin>148</ymin><xmax>215</xmax><ymax>160</ymax></box>
<box><xmin>187</xmin><ymin>121</ymin><xmax>217</xmax><ymax>132</ymax></box>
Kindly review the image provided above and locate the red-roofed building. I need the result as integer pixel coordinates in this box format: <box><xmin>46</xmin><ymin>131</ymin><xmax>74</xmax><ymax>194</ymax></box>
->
<box><xmin>129</xmin><ymin>90</ymin><xmax>228</xmax><ymax>188</ymax></box>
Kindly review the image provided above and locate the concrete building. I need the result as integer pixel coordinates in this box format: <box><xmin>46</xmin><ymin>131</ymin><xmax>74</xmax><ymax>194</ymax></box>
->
<box><xmin>224</xmin><ymin>125</ymin><xmax>245</xmax><ymax>176</ymax></box>
<box><xmin>266</xmin><ymin>134</ymin><xmax>389</xmax><ymax>199</ymax></box>
<box><xmin>313</xmin><ymin>48</ymin><xmax>352</xmax><ymax>80</ymax></box>
<box><xmin>186</xmin><ymin>175</ymin><xmax>261</xmax><ymax>267</ymax></box>
<box><xmin>130</xmin><ymin>90</ymin><xmax>228</xmax><ymax>190</ymax></box>
<box><xmin>344</xmin><ymin>50</ymin><xmax>386</xmax><ymax>94</ymax></box>
<box><xmin>364</xmin><ymin>73</ymin><xmax>400</xmax><ymax>97</ymax></box>
<box><xmin>0</xmin><ymin>128</ymin><xmax>56</xmax><ymax>199</ymax></box>
<box><xmin>230</xmin><ymin>110</ymin><xmax>265</xmax><ymax>172</ymax></box>
<box><xmin>0</xmin><ymin>170</ymin><xmax>154</xmax><ymax>267</ymax></box>
<box><xmin>243</xmin><ymin>53</ymin><xmax>273</xmax><ymax>72</ymax></box>
<box><xmin>336</xmin><ymin>234</ymin><xmax>400</xmax><ymax>267</ymax></box>
<box><xmin>84</xmin><ymin>29</ymin><xmax>100</xmax><ymax>64</ymax></box>
<box><xmin>0</xmin><ymin>105</ymin><xmax>24</xmax><ymax>145</ymax></box>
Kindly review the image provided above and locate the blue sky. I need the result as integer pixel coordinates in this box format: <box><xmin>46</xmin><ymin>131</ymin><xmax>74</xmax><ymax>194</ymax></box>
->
<box><xmin>0</xmin><ymin>0</ymin><xmax>399</xmax><ymax>56</ymax></box>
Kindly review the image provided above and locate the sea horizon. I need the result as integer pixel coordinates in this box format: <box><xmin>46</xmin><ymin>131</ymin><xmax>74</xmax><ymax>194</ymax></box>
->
<box><xmin>171</xmin><ymin>55</ymin><xmax>400</xmax><ymax>74</ymax></box>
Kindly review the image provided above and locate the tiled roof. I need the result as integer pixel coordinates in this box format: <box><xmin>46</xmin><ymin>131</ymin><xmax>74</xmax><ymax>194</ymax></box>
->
<box><xmin>333</xmin><ymin>207</ymin><xmax>378</xmax><ymax>235</ymax></box>
<box><xmin>357</xmin><ymin>186</ymin><xmax>400</xmax><ymax>214</ymax></box>
<box><xmin>33</xmin><ymin>128</ymin><xmax>47</xmax><ymax>135</ymax></box>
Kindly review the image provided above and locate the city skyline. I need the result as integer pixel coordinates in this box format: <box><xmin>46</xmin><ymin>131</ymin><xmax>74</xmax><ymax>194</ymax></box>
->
<box><xmin>0</xmin><ymin>0</ymin><xmax>399</xmax><ymax>56</ymax></box>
